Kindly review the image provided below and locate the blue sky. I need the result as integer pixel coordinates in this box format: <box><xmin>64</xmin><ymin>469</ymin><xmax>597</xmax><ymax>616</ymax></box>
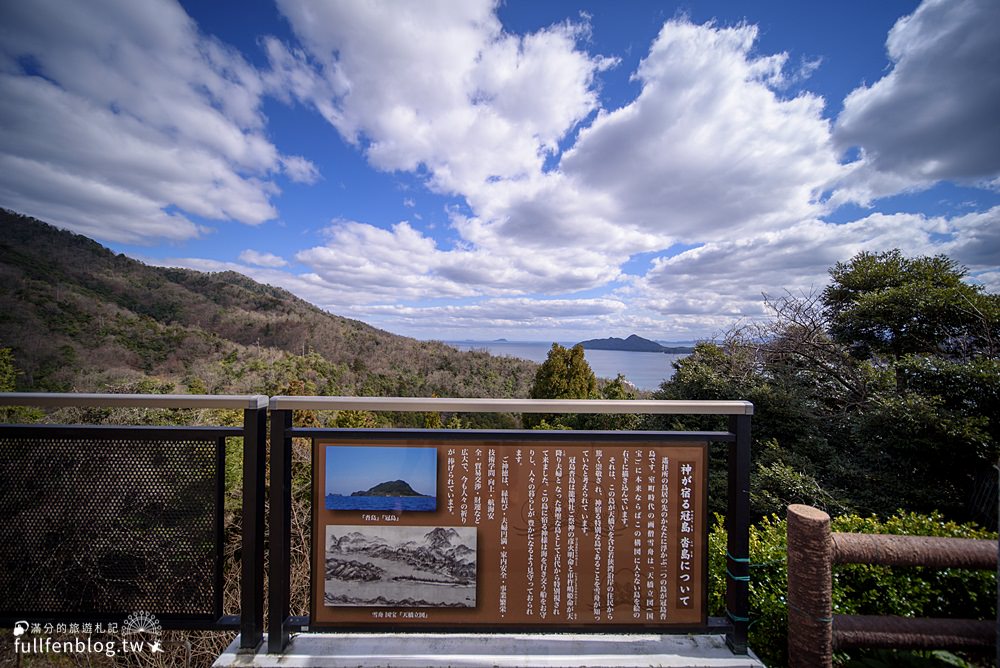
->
<box><xmin>1</xmin><ymin>0</ymin><xmax>998</xmax><ymax>342</ymax></box>
<box><xmin>325</xmin><ymin>446</ymin><xmax>437</xmax><ymax>497</ymax></box>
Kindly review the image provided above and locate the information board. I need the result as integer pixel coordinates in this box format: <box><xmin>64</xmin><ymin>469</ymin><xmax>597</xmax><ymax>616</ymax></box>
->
<box><xmin>311</xmin><ymin>436</ymin><xmax>707</xmax><ymax>629</ymax></box>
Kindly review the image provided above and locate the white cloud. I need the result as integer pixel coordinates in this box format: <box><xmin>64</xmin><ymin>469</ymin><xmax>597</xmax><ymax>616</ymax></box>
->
<box><xmin>271</xmin><ymin>0</ymin><xmax>610</xmax><ymax>197</ymax></box>
<box><xmin>291</xmin><ymin>218</ymin><xmax>624</xmax><ymax>302</ymax></box>
<box><xmin>344</xmin><ymin>297</ymin><xmax>635</xmax><ymax>341</ymax></box>
<box><xmin>834</xmin><ymin>0</ymin><xmax>1000</xmax><ymax>188</ymax></box>
<box><xmin>238</xmin><ymin>249</ymin><xmax>288</xmax><ymax>268</ymax></box>
<box><xmin>938</xmin><ymin>206</ymin><xmax>1000</xmax><ymax>284</ymax></box>
<box><xmin>4</xmin><ymin>1</ymin><xmax>995</xmax><ymax>342</ymax></box>
<box><xmin>554</xmin><ymin>20</ymin><xmax>842</xmax><ymax>243</ymax></box>
<box><xmin>635</xmin><ymin>207</ymin><xmax>998</xmax><ymax>322</ymax></box>
<box><xmin>267</xmin><ymin>11</ymin><xmax>848</xmax><ymax>299</ymax></box>
<box><xmin>281</xmin><ymin>155</ymin><xmax>321</xmax><ymax>185</ymax></box>
<box><xmin>0</xmin><ymin>0</ymin><xmax>307</xmax><ymax>243</ymax></box>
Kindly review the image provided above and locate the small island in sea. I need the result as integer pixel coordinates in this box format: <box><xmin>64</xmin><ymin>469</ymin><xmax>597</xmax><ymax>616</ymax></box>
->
<box><xmin>351</xmin><ymin>479</ymin><xmax>429</xmax><ymax>497</ymax></box>
<box><xmin>576</xmin><ymin>333</ymin><xmax>694</xmax><ymax>354</ymax></box>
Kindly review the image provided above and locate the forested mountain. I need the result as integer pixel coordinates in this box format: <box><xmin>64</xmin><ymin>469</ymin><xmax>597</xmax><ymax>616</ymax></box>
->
<box><xmin>0</xmin><ymin>210</ymin><xmax>535</xmax><ymax>399</ymax></box>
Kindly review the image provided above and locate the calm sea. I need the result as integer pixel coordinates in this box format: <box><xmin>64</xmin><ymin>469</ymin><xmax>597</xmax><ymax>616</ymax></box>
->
<box><xmin>447</xmin><ymin>341</ymin><xmax>688</xmax><ymax>392</ymax></box>
<box><xmin>326</xmin><ymin>495</ymin><xmax>437</xmax><ymax>512</ymax></box>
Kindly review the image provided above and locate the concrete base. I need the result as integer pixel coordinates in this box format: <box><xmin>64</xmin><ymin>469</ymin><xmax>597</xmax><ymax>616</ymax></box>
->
<box><xmin>213</xmin><ymin>633</ymin><xmax>765</xmax><ymax>668</ymax></box>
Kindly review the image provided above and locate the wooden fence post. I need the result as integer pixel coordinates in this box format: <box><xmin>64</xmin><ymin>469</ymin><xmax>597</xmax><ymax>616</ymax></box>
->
<box><xmin>787</xmin><ymin>504</ymin><xmax>833</xmax><ymax>668</ymax></box>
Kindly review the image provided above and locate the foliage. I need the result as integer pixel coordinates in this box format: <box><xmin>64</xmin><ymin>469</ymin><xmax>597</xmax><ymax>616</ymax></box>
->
<box><xmin>0</xmin><ymin>347</ymin><xmax>43</xmax><ymax>422</ymax></box>
<box><xmin>838</xmin><ymin>650</ymin><xmax>978</xmax><ymax>668</ymax></box>
<box><xmin>824</xmin><ymin>250</ymin><xmax>998</xmax><ymax>360</ymax></box>
<box><xmin>0</xmin><ymin>347</ymin><xmax>15</xmax><ymax>391</ymax></box>
<box><xmin>579</xmin><ymin>374</ymin><xmax>643</xmax><ymax>430</ymax></box>
<box><xmin>529</xmin><ymin>343</ymin><xmax>598</xmax><ymax>400</ymax></box>
<box><xmin>656</xmin><ymin>249</ymin><xmax>999</xmax><ymax>522</ymax></box>
<box><xmin>0</xmin><ymin>210</ymin><xmax>537</xmax><ymax>400</ymax></box>
<box><xmin>708</xmin><ymin>511</ymin><xmax>997</xmax><ymax>668</ymax></box>
<box><xmin>334</xmin><ymin>409</ymin><xmax>379</xmax><ymax>428</ymax></box>
<box><xmin>708</xmin><ymin>513</ymin><xmax>789</xmax><ymax>665</ymax></box>
<box><xmin>524</xmin><ymin>343</ymin><xmax>598</xmax><ymax>428</ymax></box>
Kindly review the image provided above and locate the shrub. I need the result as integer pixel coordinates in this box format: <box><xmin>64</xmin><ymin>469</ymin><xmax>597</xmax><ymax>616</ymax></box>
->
<box><xmin>709</xmin><ymin>512</ymin><xmax>997</xmax><ymax>667</ymax></box>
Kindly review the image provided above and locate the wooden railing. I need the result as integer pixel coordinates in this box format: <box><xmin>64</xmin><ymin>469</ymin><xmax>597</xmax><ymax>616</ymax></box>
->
<box><xmin>786</xmin><ymin>504</ymin><xmax>998</xmax><ymax>667</ymax></box>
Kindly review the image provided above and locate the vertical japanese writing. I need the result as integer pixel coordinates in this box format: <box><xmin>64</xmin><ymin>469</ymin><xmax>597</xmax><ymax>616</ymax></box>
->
<box><xmin>487</xmin><ymin>448</ymin><xmax>496</xmax><ymax>521</ymax></box>
<box><xmin>592</xmin><ymin>449</ymin><xmax>603</xmax><ymax>620</ymax></box>
<box><xmin>499</xmin><ymin>453</ymin><xmax>509</xmax><ymax>617</ymax></box>
<box><xmin>566</xmin><ymin>454</ymin><xmax>578</xmax><ymax>620</ymax></box>
<box><xmin>659</xmin><ymin>455</ymin><xmax>670</xmax><ymax>620</ymax></box>
<box><xmin>540</xmin><ymin>449</ymin><xmax>549</xmax><ymax>619</ymax></box>
<box><xmin>646</xmin><ymin>449</ymin><xmax>657</xmax><ymax>620</ymax></box>
<box><xmin>606</xmin><ymin>454</ymin><xmax>616</xmax><ymax>621</ymax></box>
<box><xmin>621</xmin><ymin>450</ymin><xmax>630</xmax><ymax>528</ymax></box>
<box><xmin>460</xmin><ymin>447</ymin><xmax>469</xmax><ymax>524</ymax></box>
<box><xmin>581</xmin><ymin>450</ymin><xmax>590</xmax><ymax>535</ymax></box>
<box><xmin>316</xmin><ymin>438</ymin><xmax>705</xmax><ymax>629</ymax></box>
<box><xmin>526</xmin><ymin>449</ymin><xmax>536</xmax><ymax>616</ymax></box>
<box><xmin>631</xmin><ymin>449</ymin><xmax>643</xmax><ymax>619</ymax></box>
<box><xmin>678</xmin><ymin>462</ymin><xmax>695</xmax><ymax>609</ymax></box>
<box><xmin>446</xmin><ymin>448</ymin><xmax>456</xmax><ymax>515</ymax></box>
<box><xmin>553</xmin><ymin>448</ymin><xmax>563</xmax><ymax>618</ymax></box>
<box><xmin>474</xmin><ymin>448</ymin><xmax>483</xmax><ymax>525</ymax></box>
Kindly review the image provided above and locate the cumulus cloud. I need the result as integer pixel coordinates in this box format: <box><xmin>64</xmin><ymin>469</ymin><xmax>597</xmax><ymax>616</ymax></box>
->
<box><xmin>635</xmin><ymin>207</ymin><xmax>999</xmax><ymax>322</ymax></box>
<box><xmin>834</xmin><ymin>0</ymin><xmax>1000</xmax><ymax>190</ymax></box>
<box><xmin>266</xmin><ymin>9</ymin><xmax>847</xmax><ymax>299</ymax></box>
<box><xmin>6</xmin><ymin>0</ymin><xmax>994</xmax><ymax>341</ymax></box>
<box><xmin>0</xmin><ymin>0</ymin><xmax>306</xmax><ymax>243</ymax></box>
<box><xmin>238</xmin><ymin>249</ymin><xmax>288</xmax><ymax>268</ymax></box>
<box><xmin>349</xmin><ymin>297</ymin><xmax>633</xmax><ymax>340</ymax></box>
<box><xmin>280</xmin><ymin>155</ymin><xmax>321</xmax><ymax>185</ymax></box>
<box><xmin>271</xmin><ymin>0</ymin><xmax>611</xmax><ymax>196</ymax></box>
<box><xmin>938</xmin><ymin>206</ymin><xmax>1000</xmax><ymax>289</ymax></box>
<box><xmin>555</xmin><ymin>20</ymin><xmax>842</xmax><ymax>243</ymax></box>
<box><xmin>291</xmin><ymin>218</ymin><xmax>624</xmax><ymax>302</ymax></box>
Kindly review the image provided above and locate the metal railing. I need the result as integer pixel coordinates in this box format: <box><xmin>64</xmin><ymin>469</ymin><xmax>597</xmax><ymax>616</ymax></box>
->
<box><xmin>0</xmin><ymin>393</ymin><xmax>268</xmax><ymax>650</ymax></box>
<box><xmin>0</xmin><ymin>393</ymin><xmax>754</xmax><ymax>657</ymax></box>
<box><xmin>267</xmin><ymin>396</ymin><xmax>753</xmax><ymax>654</ymax></box>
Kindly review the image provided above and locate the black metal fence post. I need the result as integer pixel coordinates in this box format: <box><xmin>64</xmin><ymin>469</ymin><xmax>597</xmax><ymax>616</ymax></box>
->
<box><xmin>726</xmin><ymin>413</ymin><xmax>752</xmax><ymax>653</ymax></box>
<box><xmin>240</xmin><ymin>406</ymin><xmax>267</xmax><ymax>649</ymax></box>
<box><xmin>268</xmin><ymin>408</ymin><xmax>293</xmax><ymax>653</ymax></box>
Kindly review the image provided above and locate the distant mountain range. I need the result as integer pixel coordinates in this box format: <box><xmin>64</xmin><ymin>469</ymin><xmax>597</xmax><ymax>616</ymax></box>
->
<box><xmin>576</xmin><ymin>334</ymin><xmax>694</xmax><ymax>354</ymax></box>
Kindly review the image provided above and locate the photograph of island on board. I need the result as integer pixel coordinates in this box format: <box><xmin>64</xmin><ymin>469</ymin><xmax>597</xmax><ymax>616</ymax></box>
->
<box><xmin>326</xmin><ymin>445</ymin><xmax>437</xmax><ymax>512</ymax></box>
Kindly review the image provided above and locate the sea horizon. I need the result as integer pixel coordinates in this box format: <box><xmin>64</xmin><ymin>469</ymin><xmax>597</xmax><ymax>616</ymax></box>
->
<box><xmin>444</xmin><ymin>340</ymin><xmax>692</xmax><ymax>392</ymax></box>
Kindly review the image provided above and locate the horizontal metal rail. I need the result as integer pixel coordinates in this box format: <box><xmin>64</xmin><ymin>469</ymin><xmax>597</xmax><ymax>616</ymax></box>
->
<box><xmin>286</xmin><ymin>426</ymin><xmax>735</xmax><ymax>441</ymax></box>
<box><xmin>0</xmin><ymin>424</ymin><xmax>245</xmax><ymax>440</ymax></box>
<box><xmin>269</xmin><ymin>395</ymin><xmax>753</xmax><ymax>414</ymax></box>
<box><xmin>0</xmin><ymin>393</ymin><xmax>752</xmax><ymax>415</ymax></box>
<box><xmin>0</xmin><ymin>392</ymin><xmax>268</xmax><ymax>409</ymax></box>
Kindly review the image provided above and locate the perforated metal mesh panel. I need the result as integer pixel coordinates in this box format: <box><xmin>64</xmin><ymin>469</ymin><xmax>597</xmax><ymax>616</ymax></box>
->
<box><xmin>0</xmin><ymin>430</ymin><xmax>222</xmax><ymax>617</ymax></box>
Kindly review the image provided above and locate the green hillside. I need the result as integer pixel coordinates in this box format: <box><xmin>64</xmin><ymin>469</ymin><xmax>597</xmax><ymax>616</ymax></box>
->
<box><xmin>0</xmin><ymin>209</ymin><xmax>535</xmax><ymax>399</ymax></box>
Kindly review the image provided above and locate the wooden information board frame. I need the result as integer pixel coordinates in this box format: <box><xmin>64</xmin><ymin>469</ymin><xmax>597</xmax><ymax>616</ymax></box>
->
<box><xmin>310</xmin><ymin>433</ymin><xmax>708</xmax><ymax>631</ymax></box>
